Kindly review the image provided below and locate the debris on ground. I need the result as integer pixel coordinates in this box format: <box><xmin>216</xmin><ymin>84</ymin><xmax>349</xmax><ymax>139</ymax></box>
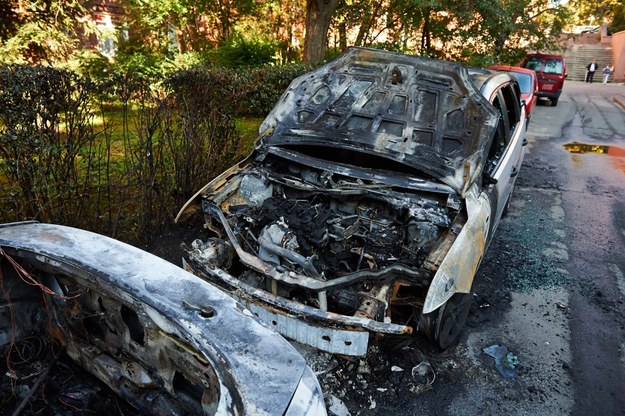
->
<box><xmin>327</xmin><ymin>394</ymin><xmax>351</xmax><ymax>416</ymax></box>
<box><xmin>412</xmin><ymin>361</ymin><xmax>436</xmax><ymax>385</ymax></box>
<box><xmin>483</xmin><ymin>344</ymin><xmax>520</xmax><ymax>378</ymax></box>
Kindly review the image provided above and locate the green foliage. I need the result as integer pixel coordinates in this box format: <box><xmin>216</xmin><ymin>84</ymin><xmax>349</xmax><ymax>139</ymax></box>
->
<box><xmin>0</xmin><ymin>22</ymin><xmax>79</xmax><ymax>65</ymax></box>
<box><xmin>323</xmin><ymin>47</ymin><xmax>343</xmax><ymax>62</ymax></box>
<box><xmin>113</xmin><ymin>48</ymin><xmax>164</xmax><ymax>78</ymax></box>
<box><xmin>238</xmin><ymin>64</ymin><xmax>311</xmax><ymax>115</ymax></box>
<box><xmin>0</xmin><ymin>0</ymin><xmax>20</xmax><ymax>41</ymax></box>
<box><xmin>165</xmin><ymin>67</ymin><xmax>243</xmax><ymax>115</ymax></box>
<box><xmin>210</xmin><ymin>34</ymin><xmax>278</xmax><ymax>68</ymax></box>
<box><xmin>331</xmin><ymin>0</ymin><xmax>571</xmax><ymax>65</ymax></box>
<box><xmin>0</xmin><ymin>61</ymin><xmax>308</xmax><ymax>232</ymax></box>
<box><xmin>567</xmin><ymin>0</ymin><xmax>619</xmax><ymax>29</ymax></box>
<box><xmin>0</xmin><ymin>0</ymin><xmax>91</xmax><ymax>65</ymax></box>
<box><xmin>609</xmin><ymin>3</ymin><xmax>625</xmax><ymax>33</ymax></box>
<box><xmin>0</xmin><ymin>65</ymin><xmax>98</xmax><ymax>224</ymax></box>
<box><xmin>163</xmin><ymin>63</ymin><xmax>309</xmax><ymax>117</ymax></box>
<box><xmin>166</xmin><ymin>51</ymin><xmax>211</xmax><ymax>70</ymax></box>
<box><xmin>0</xmin><ymin>65</ymin><xmax>244</xmax><ymax>244</ymax></box>
<box><xmin>64</xmin><ymin>49</ymin><xmax>112</xmax><ymax>78</ymax></box>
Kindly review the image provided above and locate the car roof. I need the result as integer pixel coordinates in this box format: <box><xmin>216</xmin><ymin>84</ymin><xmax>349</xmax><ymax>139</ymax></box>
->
<box><xmin>466</xmin><ymin>67</ymin><xmax>519</xmax><ymax>98</ymax></box>
<box><xmin>523</xmin><ymin>53</ymin><xmax>565</xmax><ymax>60</ymax></box>
<box><xmin>489</xmin><ymin>65</ymin><xmax>537</xmax><ymax>76</ymax></box>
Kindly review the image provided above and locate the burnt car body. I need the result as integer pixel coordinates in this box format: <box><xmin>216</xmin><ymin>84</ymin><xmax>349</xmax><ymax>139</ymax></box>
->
<box><xmin>0</xmin><ymin>222</ymin><xmax>326</xmax><ymax>415</ymax></box>
<box><xmin>177</xmin><ymin>48</ymin><xmax>526</xmax><ymax>355</ymax></box>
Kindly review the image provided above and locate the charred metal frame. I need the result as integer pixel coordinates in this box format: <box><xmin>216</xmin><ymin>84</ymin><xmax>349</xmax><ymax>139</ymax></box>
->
<box><xmin>0</xmin><ymin>222</ymin><xmax>325</xmax><ymax>415</ymax></box>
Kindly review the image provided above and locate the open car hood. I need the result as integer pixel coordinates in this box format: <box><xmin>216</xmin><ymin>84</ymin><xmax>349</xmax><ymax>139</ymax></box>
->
<box><xmin>258</xmin><ymin>47</ymin><xmax>498</xmax><ymax>194</ymax></box>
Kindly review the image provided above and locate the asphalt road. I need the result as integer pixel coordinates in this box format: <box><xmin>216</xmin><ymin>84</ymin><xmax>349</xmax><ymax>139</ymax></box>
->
<box><xmin>317</xmin><ymin>81</ymin><xmax>625</xmax><ymax>415</ymax></box>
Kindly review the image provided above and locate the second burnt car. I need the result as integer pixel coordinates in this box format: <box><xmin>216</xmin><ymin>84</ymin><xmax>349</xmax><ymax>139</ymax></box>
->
<box><xmin>177</xmin><ymin>48</ymin><xmax>526</xmax><ymax>355</ymax></box>
<box><xmin>0</xmin><ymin>222</ymin><xmax>326</xmax><ymax>415</ymax></box>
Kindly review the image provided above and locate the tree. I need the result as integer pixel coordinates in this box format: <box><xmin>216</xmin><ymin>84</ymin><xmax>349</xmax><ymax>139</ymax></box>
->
<box><xmin>568</xmin><ymin>0</ymin><xmax>625</xmax><ymax>33</ymax></box>
<box><xmin>0</xmin><ymin>0</ymin><xmax>91</xmax><ymax>65</ymax></box>
<box><xmin>611</xmin><ymin>3</ymin><xmax>625</xmax><ymax>32</ymax></box>
<box><xmin>303</xmin><ymin>0</ymin><xmax>340</xmax><ymax>64</ymax></box>
<box><xmin>0</xmin><ymin>0</ymin><xmax>20</xmax><ymax>41</ymax></box>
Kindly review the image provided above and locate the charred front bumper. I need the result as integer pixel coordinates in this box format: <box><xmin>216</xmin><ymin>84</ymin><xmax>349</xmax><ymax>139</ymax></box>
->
<box><xmin>181</xmin><ymin>171</ymin><xmax>463</xmax><ymax>356</ymax></box>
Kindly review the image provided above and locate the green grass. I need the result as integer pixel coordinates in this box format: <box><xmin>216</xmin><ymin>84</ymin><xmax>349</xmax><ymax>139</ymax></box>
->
<box><xmin>235</xmin><ymin>116</ymin><xmax>263</xmax><ymax>155</ymax></box>
<box><xmin>94</xmin><ymin>105</ymin><xmax>262</xmax><ymax>157</ymax></box>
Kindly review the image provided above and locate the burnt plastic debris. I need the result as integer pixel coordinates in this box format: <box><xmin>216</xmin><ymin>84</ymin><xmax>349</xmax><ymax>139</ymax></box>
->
<box><xmin>483</xmin><ymin>344</ymin><xmax>520</xmax><ymax>378</ymax></box>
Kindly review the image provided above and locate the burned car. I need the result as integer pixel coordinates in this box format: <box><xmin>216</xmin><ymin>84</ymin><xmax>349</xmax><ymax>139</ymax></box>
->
<box><xmin>0</xmin><ymin>222</ymin><xmax>326</xmax><ymax>415</ymax></box>
<box><xmin>177</xmin><ymin>48</ymin><xmax>526</xmax><ymax>355</ymax></box>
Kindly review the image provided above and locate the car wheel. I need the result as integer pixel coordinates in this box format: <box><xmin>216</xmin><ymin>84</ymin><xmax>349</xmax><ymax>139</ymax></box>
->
<box><xmin>551</xmin><ymin>97</ymin><xmax>559</xmax><ymax>106</ymax></box>
<box><xmin>420</xmin><ymin>293</ymin><xmax>473</xmax><ymax>349</ymax></box>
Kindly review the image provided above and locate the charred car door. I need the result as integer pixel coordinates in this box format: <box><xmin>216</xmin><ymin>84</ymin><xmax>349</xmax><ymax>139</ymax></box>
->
<box><xmin>482</xmin><ymin>79</ymin><xmax>525</xmax><ymax>230</ymax></box>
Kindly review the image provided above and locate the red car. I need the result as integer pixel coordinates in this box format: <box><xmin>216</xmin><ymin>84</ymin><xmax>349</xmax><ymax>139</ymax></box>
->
<box><xmin>518</xmin><ymin>53</ymin><xmax>566</xmax><ymax>107</ymax></box>
<box><xmin>489</xmin><ymin>65</ymin><xmax>538</xmax><ymax>126</ymax></box>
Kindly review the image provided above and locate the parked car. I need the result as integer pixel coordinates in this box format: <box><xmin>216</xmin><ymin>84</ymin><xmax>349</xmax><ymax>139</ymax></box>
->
<box><xmin>177</xmin><ymin>47</ymin><xmax>526</xmax><ymax>354</ymax></box>
<box><xmin>520</xmin><ymin>53</ymin><xmax>566</xmax><ymax>106</ymax></box>
<box><xmin>0</xmin><ymin>222</ymin><xmax>326</xmax><ymax>416</ymax></box>
<box><xmin>570</xmin><ymin>25</ymin><xmax>600</xmax><ymax>34</ymax></box>
<box><xmin>489</xmin><ymin>65</ymin><xmax>538</xmax><ymax>126</ymax></box>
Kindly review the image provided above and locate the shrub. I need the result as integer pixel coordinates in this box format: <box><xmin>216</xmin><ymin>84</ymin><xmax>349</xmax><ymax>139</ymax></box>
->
<box><xmin>0</xmin><ymin>65</ymin><xmax>242</xmax><ymax>244</ymax></box>
<box><xmin>210</xmin><ymin>35</ymin><xmax>277</xmax><ymax>68</ymax></box>
<box><xmin>0</xmin><ymin>65</ymin><xmax>100</xmax><ymax>226</ymax></box>
<box><xmin>0</xmin><ymin>61</ymin><xmax>307</xmax><ymax>244</ymax></box>
<box><xmin>239</xmin><ymin>64</ymin><xmax>311</xmax><ymax>116</ymax></box>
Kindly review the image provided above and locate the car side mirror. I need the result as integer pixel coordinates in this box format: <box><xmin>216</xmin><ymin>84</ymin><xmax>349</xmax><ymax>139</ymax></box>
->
<box><xmin>484</xmin><ymin>173</ymin><xmax>498</xmax><ymax>185</ymax></box>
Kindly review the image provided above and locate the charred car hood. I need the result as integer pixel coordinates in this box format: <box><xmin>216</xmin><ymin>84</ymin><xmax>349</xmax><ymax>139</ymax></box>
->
<box><xmin>258</xmin><ymin>47</ymin><xmax>498</xmax><ymax>194</ymax></box>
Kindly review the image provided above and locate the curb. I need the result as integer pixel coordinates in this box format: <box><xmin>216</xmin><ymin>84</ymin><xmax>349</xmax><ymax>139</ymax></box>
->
<box><xmin>613</xmin><ymin>96</ymin><xmax>625</xmax><ymax>111</ymax></box>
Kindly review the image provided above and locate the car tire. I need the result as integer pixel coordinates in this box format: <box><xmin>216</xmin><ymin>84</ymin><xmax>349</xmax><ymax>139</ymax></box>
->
<box><xmin>551</xmin><ymin>97</ymin><xmax>559</xmax><ymax>106</ymax></box>
<box><xmin>420</xmin><ymin>292</ymin><xmax>474</xmax><ymax>350</ymax></box>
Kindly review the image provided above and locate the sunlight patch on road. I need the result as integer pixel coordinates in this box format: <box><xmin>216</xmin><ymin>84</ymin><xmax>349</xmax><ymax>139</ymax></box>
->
<box><xmin>543</xmin><ymin>242</ymin><xmax>569</xmax><ymax>261</ymax></box>
<box><xmin>550</xmin><ymin>205</ymin><xmax>565</xmax><ymax>222</ymax></box>
<box><xmin>608</xmin><ymin>263</ymin><xmax>625</xmax><ymax>298</ymax></box>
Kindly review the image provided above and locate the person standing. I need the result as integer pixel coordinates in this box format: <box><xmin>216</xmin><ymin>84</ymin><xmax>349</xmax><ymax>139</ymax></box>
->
<box><xmin>602</xmin><ymin>64</ymin><xmax>613</xmax><ymax>84</ymax></box>
<box><xmin>586</xmin><ymin>60</ymin><xmax>598</xmax><ymax>83</ymax></box>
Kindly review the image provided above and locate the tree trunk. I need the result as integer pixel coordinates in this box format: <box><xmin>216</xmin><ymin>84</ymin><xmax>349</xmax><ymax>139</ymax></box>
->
<box><xmin>303</xmin><ymin>0</ymin><xmax>340</xmax><ymax>65</ymax></box>
<box><xmin>354</xmin><ymin>2</ymin><xmax>382</xmax><ymax>47</ymax></box>
<box><xmin>421</xmin><ymin>12</ymin><xmax>431</xmax><ymax>54</ymax></box>
<box><xmin>339</xmin><ymin>21</ymin><xmax>347</xmax><ymax>51</ymax></box>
